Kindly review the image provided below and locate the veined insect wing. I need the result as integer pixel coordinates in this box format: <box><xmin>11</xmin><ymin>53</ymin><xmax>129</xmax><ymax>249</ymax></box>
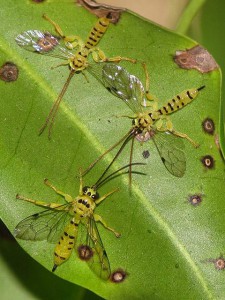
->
<box><xmin>102</xmin><ymin>63</ymin><xmax>132</xmax><ymax>100</ymax></box>
<box><xmin>83</xmin><ymin>217</ymin><xmax>111</xmax><ymax>280</ymax></box>
<box><xmin>14</xmin><ymin>204</ymin><xmax>71</xmax><ymax>243</ymax></box>
<box><xmin>152</xmin><ymin>130</ymin><xmax>186</xmax><ymax>177</ymax></box>
<box><xmin>87</xmin><ymin>63</ymin><xmax>143</xmax><ymax>114</ymax></box>
<box><xmin>102</xmin><ymin>63</ymin><xmax>144</xmax><ymax>114</ymax></box>
<box><xmin>15</xmin><ymin>30</ymin><xmax>73</xmax><ymax>60</ymax></box>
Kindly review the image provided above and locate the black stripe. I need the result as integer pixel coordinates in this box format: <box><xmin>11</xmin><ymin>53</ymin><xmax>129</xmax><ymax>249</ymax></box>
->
<box><xmin>148</xmin><ymin>112</ymin><xmax>155</xmax><ymax>121</ymax></box>
<box><xmin>158</xmin><ymin>109</ymin><xmax>163</xmax><ymax>115</ymax></box>
<box><xmin>86</xmin><ymin>41</ymin><xmax>92</xmax><ymax>46</ymax></box>
<box><xmin>88</xmin><ymin>36</ymin><xmax>95</xmax><ymax>42</ymax></box>
<box><xmin>99</xmin><ymin>21</ymin><xmax>107</xmax><ymax>27</ymax></box>
<box><xmin>187</xmin><ymin>90</ymin><xmax>193</xmax><ymax>99</ymax></box>
<box><xmin>69</xmin><ymin>235</ymin><xmax>75</xmax><ymax>239</ymax></box>
<box><xmin>177</xmin><ymin>95</ymin><xmax>181</xmax><ymax>100</ymax></box>
<box><xmin>89</xmin><ymin>36</ymin><xmax>97</xmax><ymax>43</ymax></box>
<box><xmin>163</xmin><ymin>106</ymin><xmax>168</xmax><ymax>113</ymax></box>
<box><xmin>168</xmin><ymin>102</ymin><xmax>174</xmax><ymax>111</ymax></box>
<box><xmin>97</xmin><ymin>30</ymin><xmax>104</xmax><ymax>35</ymax></box>
<box><xmin>64</xmin><ymin>231</ymin><xmax>68</xmax><ymax>236</ymax></box>
<box><xmin>54</xmin><ymin>252</ymin><xmax>59</xmax><ymax>257</ymax></box>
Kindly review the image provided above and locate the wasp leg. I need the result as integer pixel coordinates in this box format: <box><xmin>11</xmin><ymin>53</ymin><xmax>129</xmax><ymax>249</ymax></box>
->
<box><xmin>95</xmin><ymin>188</ymin><xmax>119</xmax><ymax>205</ymax></box>
<box><xmin>94</xmin><ymin>213</ymin><xmax>120</xmax><ymax>237</ymax></box>
<box><xmin>16</xmin><ymin>194</ymin><xmax>64</xmax><ymax>209</ymax></box>
<box><xmin>44</xmin><ymin>179</ymin><xmax>73</xmax><ymax>203</ymax></box>
<box><xmin>90</xmin><ymin>48</ymin><xmax>136</xmax><ymax>64</ymax></box>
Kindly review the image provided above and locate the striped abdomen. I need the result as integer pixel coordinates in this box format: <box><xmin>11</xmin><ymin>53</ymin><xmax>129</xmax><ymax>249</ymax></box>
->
<box><xmin>157</xmin><ymin>86</ymin><xmax>205</xmax><ymax>116</ymax></box>
<box><xmin>52</xmin><ymin>218</ymin><xmax>79</xmax><ymax>272</ymax></box>
<box><xmin>84</xmin><ymin>17</ymin><xmax>110</xmax><ymax>49</ymax></box>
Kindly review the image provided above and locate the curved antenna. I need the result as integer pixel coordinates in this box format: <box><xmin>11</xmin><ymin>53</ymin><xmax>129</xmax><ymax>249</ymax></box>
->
<box><xmin>39</xmin><ymin>69</ymin><xmax>76</xmax><ymax>138</ymax></box>
<box><xmin>93</xmin><ymin>129</ymin><xmax>135</xmax><ymax>188</ymax></box>
<box><xmin>82</xmin><ymin>128</ymin><xmax>134</xmax><ymax>176</ymax></box>
<box><xmin>93</xmin><ymin>162</ymin><xmax>146</xmax><ymax>190</ymax></box>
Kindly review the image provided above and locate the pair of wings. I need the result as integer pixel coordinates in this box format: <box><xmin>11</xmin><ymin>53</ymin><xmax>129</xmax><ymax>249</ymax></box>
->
<box><xmin>14</xmin><ymin>203</ymin><xmax>111</xmax><ymax>280</ymax></box>
<box><xmin>88</xmin><ymin>63</ymin><xmax>186</xmax><ymax>178</ymax></box>
<box><xmin>15</xmin><ymin>29</ymin><xmax>186</xmax><ymax>177</ymax></box>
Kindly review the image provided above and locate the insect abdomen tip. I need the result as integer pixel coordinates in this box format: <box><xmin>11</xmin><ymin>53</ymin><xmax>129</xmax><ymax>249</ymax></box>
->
<box><xmin>52</xmin><ymin>264</ymin><xmax>58</xmax><ymax>272</ymax></box>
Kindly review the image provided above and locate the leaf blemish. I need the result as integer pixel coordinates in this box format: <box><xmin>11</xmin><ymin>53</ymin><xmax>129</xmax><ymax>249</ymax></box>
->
<box><xmin>0</xmin><ymin>62</ymin><xmax>19</xmax><ymax>82</ymax></box>
<box><xmin>204</xmin><ymin>256</ymin><xmax>225</xmax><ymax>270</ymax></box>
<box><xmin>142</xmin><ymin>150</ymin><xmax>150</xmax><ymax>159</ymax></box>
<box><xmin>76</xmin><ymin>0</ymin><xmax>125</xmax><ymax>24</ymax></box>
<box><xmin>201</xmin><ymin>155</ymin><xmax>215</xmax><ymax>169</ymax></box>
<box><xmin>173</xmin><ymin>45</ymin><xmax>219</xmax><ymax>73</ymax></box>
<box><xmin>111</xmin><ymin>269</ymin><xmax>127</xmax><ymax>283</ymax></box>
<box><xmin>78</xmin><ymin>244</ymin><xmax>94</xmax><ymax>261</ymax></box>
<box><xmin>202</xmin><ymin>118</ymin><xmax>215</xmax><ymax>135</ymax></box>
<box><xmin>188</xmin><ymin>194</ymin><xmax>202</xmax><ymax>206</ymax></box>
<box><xmin>31</xmin><ymin>0</ymin><xmax>46</xmax><ymax>3</ymax></box>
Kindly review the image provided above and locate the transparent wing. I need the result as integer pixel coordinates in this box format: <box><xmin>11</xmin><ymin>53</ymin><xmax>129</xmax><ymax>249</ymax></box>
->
<box><xmin>15</xmin><ymin>30</ymin><xmax>74</xmax><ymax>60</ymax></box>
<box><xmin>14</xmin><ymin>204</ymin><xmax>71</xmax><ymax>243</ymax></box>
<box><xmin>88</xmin><ymin>62</ymin><xmax>144</xmax><ymax>114</ymax></box>
<box><xmin>78</xmin><ymin>216</ymin><xmax>111</xmax><ymax>280</ymax></box>
<box><xmin>152</xmin><ymin>131</ymin><xmax>186</xmax><ymax>177</ymax></box>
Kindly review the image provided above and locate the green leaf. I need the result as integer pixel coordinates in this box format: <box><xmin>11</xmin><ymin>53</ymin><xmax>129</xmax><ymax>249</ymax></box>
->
<box><xmin>0</xmin><ymin>0</ymin><xmax>223</xmax><ymax>299</ymax></box>
<box><xmin>187</xmin><ymin>0</ymin><xmax>225</xmax><ymax>158</ymax></box>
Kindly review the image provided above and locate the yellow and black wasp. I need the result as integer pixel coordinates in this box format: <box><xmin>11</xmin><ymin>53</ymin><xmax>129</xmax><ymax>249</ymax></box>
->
<box><xmin>86</xmin><ymin>63</ymin><xmax>205</xmax><ymax>181</ymax></box>
<box><xmin>14</xmin><ymin>162</ymin><xmax>143</xmax><ymax>280</ymax></box>
<box><xmin>15</xmin><ymin>14</ymin><xmax>135</xmax><ymax>137</ymax></box>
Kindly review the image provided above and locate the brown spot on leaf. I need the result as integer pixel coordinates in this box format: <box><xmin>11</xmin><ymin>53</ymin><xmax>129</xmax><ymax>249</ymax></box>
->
<box><xmin>201</xmin><ymin>155</ymin><xmax>215</xmax><ymax>169</ymax></box>
<box><xmin>31</xmin><ymin>0</ymin><xmax>45</xmax><ymax>2</ymax></box>
<box><xmin>76</xmin><ymin>0</ymin><xmax>125</xmax><ymax>23</ymax></box>
<box><xmin>0</xmin><ymin>62</ymin><xmax>19</xmax><ymax>82</ymax></box>
<box><xmin>142</xmin><ymin>150</ymin><xmax>150</xmax><ymax>159</ymax></box>
<box><xmin>78</xmin><ymin>245</ymin><xmax>93</xmax><ymax>261</ymax></box>
<box><xmin>202</xmin><ymin>118</ymin><xmax>215</xmax><ymax>135</ymax></box>
<box><xmin>110</xmin><ymin>269</ymin><xmax>127</xmax><ymax>283</ymax></box>
<box><xmin>188</xmin><ymin>194</ymin><xmax>202</xmax><ymax>206</ymax></box>
<box><xmin>174</xmin><ymin>45</ymin><xmax>219</xmax><ymax>73</ymax></box>
<box><xmin>204</xmin><ymin>256</ymin><xmax>225</xmax><ymax>270</ymax></box>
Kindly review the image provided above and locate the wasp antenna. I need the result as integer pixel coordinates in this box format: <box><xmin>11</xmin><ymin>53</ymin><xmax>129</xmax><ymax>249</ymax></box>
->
<box><xmin>94</xmin><ymin>131</ymin><xmax>134</xmax><ymax>188</ymax></box>
<box><xmin>198</xmin><ymin>85</ymin><xmax>205</xmax><ymax>91</ymax></box>
<box><xmin>94</xmin><ymin>162</ymin><xmax>146</xmax><ymax>189</ymax></box>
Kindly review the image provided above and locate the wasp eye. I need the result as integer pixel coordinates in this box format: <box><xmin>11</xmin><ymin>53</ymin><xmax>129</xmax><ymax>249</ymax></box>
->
<box><xmin>92</xmin><ymin>192</ymin><xmax>99</xmax><ymax>200</ymax></box>
<box><xmin>82</xmin><ymin>186</ymin><xmax>89</xmax><ymax>193</ymax></box>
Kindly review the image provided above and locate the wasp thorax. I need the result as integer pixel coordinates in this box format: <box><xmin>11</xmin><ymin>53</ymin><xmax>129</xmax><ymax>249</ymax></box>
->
<box><xmin>71</xmin><ymin>49</ymin><xmax>89</xmax><ymax>71</ymax></box>
<box><xmin>136</xmin><ymin>112</ymin><xmax>153</xmax><ymax>130</ymax></box>
<box><xmin>75</xmin><ymin>196</ymin><xmax>95</xmax><ymax>216</ymax></box>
